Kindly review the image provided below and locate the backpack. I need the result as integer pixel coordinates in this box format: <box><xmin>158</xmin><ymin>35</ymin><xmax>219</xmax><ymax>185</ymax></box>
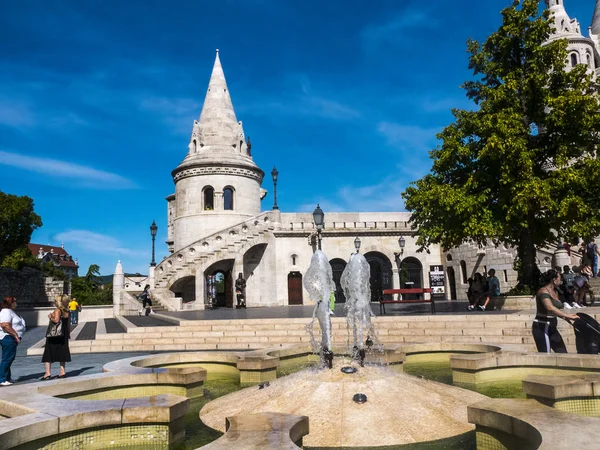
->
<box><xmin>138</xmin><ymin>291</ymin><xmax>149</xmax><ymax>302</ymax></box>
<box><xmin>489</xmin><ymin>276</ymin><xmax>501</xmax><ymax>296</ymax></box>
<box><xmin>563</xmin><ymin>272</ymin><xmax>575</xmax><ymax>289</ymax></box>
<box><xmin>587</xmin><ymin>243</ymin><xmax>597</xmax><ymax>260</ymax></box>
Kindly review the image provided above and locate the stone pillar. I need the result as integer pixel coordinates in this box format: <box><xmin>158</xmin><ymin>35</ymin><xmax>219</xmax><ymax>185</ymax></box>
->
<box><xmin>195</xmin><ymin>267</ymin><xmax>206</xmax><ymax>310</ymax></box>
<box><xmin>148</xmin><ymin>265</ymin><xmax>156</xmax><ymax>289</ymax></box>
<box><xmin>113</xmin><ymin>260</ymin><xmax>124</xmax><ymax>317</ymax></box>
<box><xmin>391</xmin><ymin>268</ymin><xmax>400</xmax><ymax>289</ymax></box>
<box><xmin>553</xmin><ymin>247</ymin><xmax>571</xmax><ymax>271</ymax></box>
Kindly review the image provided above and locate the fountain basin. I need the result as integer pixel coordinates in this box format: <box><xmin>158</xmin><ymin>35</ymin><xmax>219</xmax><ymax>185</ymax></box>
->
<box><xmin>199</xmin><ymin>359</ymin><xmax>486</xmax><ymax>448</ymax></box>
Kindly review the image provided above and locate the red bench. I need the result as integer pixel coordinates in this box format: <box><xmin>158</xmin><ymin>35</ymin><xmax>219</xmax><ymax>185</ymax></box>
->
<box><xmin>380</xmin><ymin>288</ymin><xmax>435</xmax><ymax>314</ymax></box>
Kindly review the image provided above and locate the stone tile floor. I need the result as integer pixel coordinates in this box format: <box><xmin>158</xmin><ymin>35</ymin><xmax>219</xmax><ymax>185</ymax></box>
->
<box><xmin>159</xmin><ymin>300</ymin><xmax>504</xmax><ymax>321</ymax></box>
<box><xmin>7</xmin><ymin>326</ymin><xmax>163</xmax><ymax>386</ymax></box>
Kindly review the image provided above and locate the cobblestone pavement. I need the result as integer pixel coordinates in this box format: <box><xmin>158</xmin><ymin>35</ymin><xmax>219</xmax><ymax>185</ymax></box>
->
<box><xmin>8</xmin><ymin>326</ymin><xmax>153</xmax><ymax>385</ymax></box>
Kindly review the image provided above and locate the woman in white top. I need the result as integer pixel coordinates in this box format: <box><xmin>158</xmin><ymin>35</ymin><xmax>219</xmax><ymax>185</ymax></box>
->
<box><xmin>0</xmin><ymin>296</ymin><xmax>26</xmax><ymax>386</ymax></box>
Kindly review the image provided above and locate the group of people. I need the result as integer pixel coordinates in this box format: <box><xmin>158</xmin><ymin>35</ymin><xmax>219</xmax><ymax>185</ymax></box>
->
<box><xmin>466</xmin><ymin>269</ymin><xmax>501</xmax><ymax>311</ymax></box>
<box><xmin>553</xmin><ymin>265</ymin><xmax>593</xmax><ymax>309</ymax></box>
<box><xmin>0</xmin><ymin>294</ymin><xmax>72</xmax><ymax>386</ymax></box>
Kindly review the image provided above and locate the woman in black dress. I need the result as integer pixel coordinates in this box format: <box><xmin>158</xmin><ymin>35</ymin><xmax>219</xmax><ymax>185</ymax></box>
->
<box><xmin>41</xmin><ymin>295</ymin><xmax>71</xmax><ymax>380</ymax></box>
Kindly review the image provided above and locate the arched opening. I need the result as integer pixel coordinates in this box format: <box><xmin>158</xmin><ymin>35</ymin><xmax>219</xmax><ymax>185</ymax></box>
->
<box><xmin>446</xmin><ymin>267</ymin><xmax>457</xmax><ymax>300</ymax></box>
<box><xmin>170</xmin><ymin>276</ymin><xmax>196</xmax><ymax>303</ymax></box>
<box><xmin>364</xmin><ymin>251</ymin><xmax>393</xmax><ymax>303</ymax></box>
<box><xmin>570</xmin><ymin>53</ymin><xmax>578</xmax><ymax>67</ymax></box>
<box><xmin>587</xmin><ymin>53</ymin><xmax>593</xmax><ymax>68</ymax></box>
<box><xmin>192</xmin><ymin>139</ymin><xmax>197</xmax><ymax>153</ymax></box>
<box><xmin>224</xmin><ymin>187</ymin><xmax>234</xmax><ymax>210</ymax></box>
<box><xmin>446</xmin><ymin>254</ymin><xmax>453</xmax><ymax>261</ymax></box>
<box><xmin>330</xmin><ymin>258</ymin><xmax>347</xmax><ymax>303</ymax></box>
<box><xmin>460</xmin><ymin>260</ymin><xmax>468</xmax><ymax>284</ymax></box>
<box><xmin>203</xmin><ymin>186</ymin><xmax>214</xmax><ymax>211</ymax></box>
<box><xmin>400</xmin><ymin>257</ymin><xmax>423</xmax><ymax>300</ymax></box>
<box><xmin>208</xmin><ymin>270</ymin><xmax>234</xmax><ymax>308</ymax></box>
<box><xmin>287</xmin><ymin>272</ymin><xmax>303</xmax><ymax>305</ymax></box>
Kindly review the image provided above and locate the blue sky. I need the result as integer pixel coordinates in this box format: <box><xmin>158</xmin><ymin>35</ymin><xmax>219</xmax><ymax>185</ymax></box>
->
<box><xmin>0</xmin><ymin>0</ymin><xmax>593</xmax><ymax>275</ymax></box>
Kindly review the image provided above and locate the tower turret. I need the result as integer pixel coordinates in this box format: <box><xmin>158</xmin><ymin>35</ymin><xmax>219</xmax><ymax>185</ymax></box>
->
<box><xmin>168</xmin><ymin>51</ymin><xmax>265</xmax><ymax>251</ymax></box>
<box><xmin>545</xmin><ymin>0</ymin><xmax>597</xmax><ymax>78</ymax></box>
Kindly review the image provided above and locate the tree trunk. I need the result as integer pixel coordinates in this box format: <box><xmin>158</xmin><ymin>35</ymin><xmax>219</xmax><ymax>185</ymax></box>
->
<box><xmin>518</xmin><ymin>227</ymin><xmax>540</xmax><ymax>289</ymax></box>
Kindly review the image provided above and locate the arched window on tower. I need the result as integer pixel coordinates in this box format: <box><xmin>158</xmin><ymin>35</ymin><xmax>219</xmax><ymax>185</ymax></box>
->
<box><xmin>571</xmin><ymin>53</ymin><xmax>578</xmax><ymax>67</ymax></box>
<box><xmin>203</xmin><ymin>187</ymin><xmax>214</xmax><ymax>211</ymax></box>
<box><xmin>223</xmin><ymin>187</ymin><xmax>234</xmax><ymax>210</ymax></box>
<box><xmin>193</xmin><ymin>140</ymin><xmax>197</xmax><ymax>153</ymax></box>
<box><xmin>587</xmin><ymin>53</ymin><xmax>593</xmax><ymax>68</ymax></box>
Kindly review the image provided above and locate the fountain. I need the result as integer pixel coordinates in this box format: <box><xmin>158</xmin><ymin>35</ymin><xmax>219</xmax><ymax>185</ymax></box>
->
<box><xmin>304</xmin><ymin>250</ymin><xmax>335</xmax><ymax>369</ymax></box>
<box><xmin>341</xmin><ymin>252</ymin><xmax>378</xmax><ymax>366</ymax></box>
<box><xmin>199</xmin><ymin>249</ymin><xmax>488</xmax><ymax>448</ymax></box>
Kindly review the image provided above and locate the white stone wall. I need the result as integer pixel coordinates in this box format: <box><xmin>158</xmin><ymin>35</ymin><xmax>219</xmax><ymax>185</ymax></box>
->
<box><xmin>270</xmin><ymin>232</ymin><xmax>443</xmax><ymax>305</ymax></box>
<box><xmin>173</xmin><ymin>173</ymin><xmax>261</xmax><ymax>249</ymax></box>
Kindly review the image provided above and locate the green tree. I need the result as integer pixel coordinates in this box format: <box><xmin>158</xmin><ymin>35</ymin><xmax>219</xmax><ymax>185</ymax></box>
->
<box><xmin>402</xmin><ymin>0</ymin><xmax>600</xmax><ymax>289</ymax></box>
<box><xmin>72</xmin><ymin>264</ymin><xmax>112</xmax><ymax>305</ymax></box>
<box><xmin>1</xmin><ymin>247</ymin><xmax>39</xmax><ymax>270</ymax></box>
<box><xmin>85</xmin><ymin>264</ymin><xmax>101</xmax><ymax>285</ymax></box>
<box><xmin>0</xmin><ymin>191</ymin><xmax>43</xmax><ymax>264</ymax></box>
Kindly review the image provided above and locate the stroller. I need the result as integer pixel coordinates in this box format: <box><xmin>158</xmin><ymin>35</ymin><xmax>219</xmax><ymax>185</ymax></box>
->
<box><xmin>571</xmin><ymin>313</ymin><xmax>600</xmax><ymax>354</ymax></box>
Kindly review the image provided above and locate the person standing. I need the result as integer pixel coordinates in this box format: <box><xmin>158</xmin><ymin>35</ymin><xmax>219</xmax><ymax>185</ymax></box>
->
<box><xmin>68</xmin><ymin>297</ymin><xmax>80</xmax><ymax>325</ymax></box>
<box><xmin>0</xmin><ymin>297</ymin><xmax>26</xmax><ymax>386</ymax></box>
<box><xmin>532</xmin><ymin>270</ymin><xmax>578</xmax><ymax>353</ymax></box>
<box><xmin>234</xmin><ymin>273</ymin><xmax>246</xmax><ymax>308</ymax></box>
<box><xmin>485</xmin><ymin>269</ymin><xmax>501</xmax><ymax>310</ymax></box>
<box><xmin>41</xmin><ymin>295</ymin><xmax>71</xmax><ymax>380</ymax></box>
<box><xmin>587</xmin><ymin>239</ymin><xmax>599</xmax><ymax>277</ymax></box>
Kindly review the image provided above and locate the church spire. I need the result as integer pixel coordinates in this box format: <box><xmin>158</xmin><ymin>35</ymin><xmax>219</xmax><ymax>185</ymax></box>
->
<box><xmin>592</xmin><ymin>0</ymin><xmax>600</xmax><ymax>35</ymax></box>
<box><xmin>190</xmin><ymin>49</ymin><xmax>246</xmax><ymax>154</ymax></box>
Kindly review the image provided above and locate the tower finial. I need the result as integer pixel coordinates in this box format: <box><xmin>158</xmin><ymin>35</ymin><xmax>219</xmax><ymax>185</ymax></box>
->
<box><xmin>216</xmin><ymin>48</ymin><xmax>219</xmax><ymax>53</ymax></box>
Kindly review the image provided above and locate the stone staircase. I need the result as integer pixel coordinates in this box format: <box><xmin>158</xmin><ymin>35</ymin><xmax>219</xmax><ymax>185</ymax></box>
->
<box><xmin>152</xmin><ymin>211</ymin><xmax>277</xmax><ymax>308</ymax></box>
<box><xmin>52</xmin><ymin>310</ymin><xmax>600</xmax><ymax>354</ymax></box>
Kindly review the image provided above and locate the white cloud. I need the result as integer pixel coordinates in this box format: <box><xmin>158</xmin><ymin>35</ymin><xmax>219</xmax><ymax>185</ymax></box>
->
<box><xmin>0</xmin><ymin>150</ymin><xmax>137</xmax><ymax>189</ymax></box>
<box><xmin>362</xmin><ymin>9</ymin><xmax>437</xmax><ymax>48</ymax></box>
<box><xmin>298</xmin><ymin>177</ymin><xmax>407</xmax><ymax>213</ymax></box>
<box><xmin>377</xmin><ymin>122</ymin><xmax>439</xmax><ymax>181</ymax></box>
<box><xmin>53</xmin><ymin>230</ymin><xmax>145</xmax><ymax>257</ymax></box>
<box><xmin>139</xmin><ymin>96</ymin><xmax>201</xmax><ymax>134</ymax></box>
<box><xmin>378</xmin><ymin>122</ymin><xmax>440</xmax><ymax>153</ymax></box>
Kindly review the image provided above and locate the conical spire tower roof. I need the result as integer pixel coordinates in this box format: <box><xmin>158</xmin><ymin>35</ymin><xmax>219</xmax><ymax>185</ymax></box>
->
<box><xmin>196</xmin><ymin>50</ymin><xmax>240</xmax><ymax>148</ymax></box>
<box><xmin>173</xmin><ymin>50</ymin><xmax>263</xmax><ymax>182</ymax></box>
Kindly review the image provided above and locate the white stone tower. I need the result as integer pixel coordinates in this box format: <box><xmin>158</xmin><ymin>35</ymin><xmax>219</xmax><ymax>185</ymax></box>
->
<box><xmin>545</xmin><ymin>0</ymin><xmax>600</xmax><ymax>78</ymax></box>
<box><xmin>167</xmin><ymin>50</ymin><xmax>265</xmax><ymax>252</ymax></box>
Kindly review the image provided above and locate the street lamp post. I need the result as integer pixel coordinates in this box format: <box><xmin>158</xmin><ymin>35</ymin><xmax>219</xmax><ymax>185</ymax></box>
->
<box><xmin>150</xmin><ymin>221</ymin><xmax>158</xmax><ymax>267</ymax></box>
<box><xmin>312</xmin><ymin>204</ymin><xmax>324</xmax><ymax>251</ymax></box>
<box><xmin>354</xmin><ymin>237</ymin><xmax>361</xmax><ymax>253</ymax></box>
<box><xmin>271</xmin><ymin>166</ymin><xmax>279</xmax><ymax>210</ymax></box>
<box><xmin>394</xmin><ymin>236</ymin><xmax>406</xmax><ymax>285</ymax></box>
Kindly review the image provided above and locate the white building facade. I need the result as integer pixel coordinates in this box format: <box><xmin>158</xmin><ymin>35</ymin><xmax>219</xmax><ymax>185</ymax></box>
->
<box><xmin>136</xmin><ymin>1</ymin><xmax>597</xmax><ymax>311</ymax></box>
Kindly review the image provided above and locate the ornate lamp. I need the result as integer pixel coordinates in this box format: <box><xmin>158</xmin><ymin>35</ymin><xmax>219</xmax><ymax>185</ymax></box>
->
<box><xmin>354</xmin><ymin>237</ymin><xmax>361</xmax><ymax>253</ymax></box>
<box><xmin>271</xmin><ymin>166</ymin><xmax>279</xmax><ymax>210</ymax></box>
<box><xmin>312</xmin><ymin>205</ymin><xmax>325</xmax><ymax>250</ymax></box>
<box><xmin>150</xmin><ymin>220</ymin><xmax>158</xmax><ymax>266</ymax></box>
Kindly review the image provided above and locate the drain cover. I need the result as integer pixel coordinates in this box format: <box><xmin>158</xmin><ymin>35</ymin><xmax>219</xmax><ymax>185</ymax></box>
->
<box><xmin>341</xmin><ymin>366</ymin><xmax>357</xmax><ymax>374</ymax></box>
<box><xmin>353</xmin><ymin>393</ymin><xmax>367</xmax><ymax>404</ymax></box>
